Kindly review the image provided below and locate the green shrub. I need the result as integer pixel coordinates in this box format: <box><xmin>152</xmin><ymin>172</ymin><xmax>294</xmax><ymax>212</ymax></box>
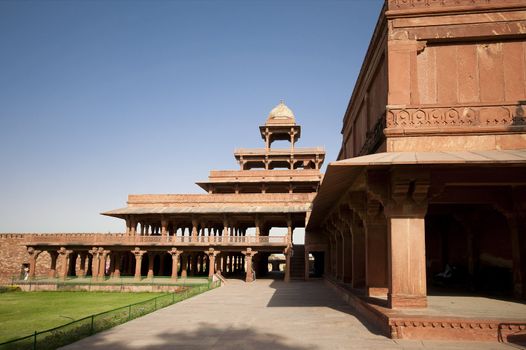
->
<box><xmin>0</xmin><ymin>286</ymin><xmax>21</xmax><ymax>293</ymax></box>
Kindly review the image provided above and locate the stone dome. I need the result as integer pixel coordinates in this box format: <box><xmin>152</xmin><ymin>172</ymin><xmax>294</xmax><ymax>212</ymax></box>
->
<box><xmin>266</xmin><ymin>100</ymin><xmax>296</xmax><ymax>125</ymax></box>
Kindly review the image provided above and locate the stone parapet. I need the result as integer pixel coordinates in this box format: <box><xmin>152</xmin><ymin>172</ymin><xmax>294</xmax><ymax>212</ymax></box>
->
<box><xmin>126</xmin><ymin>193</ymin><xmax>315</xmax><ymax>207</ymax></box>
<box><xmin>20</xmin><ymin>234</ymin><xmax>289</xmax><ymax>247</ymax></box>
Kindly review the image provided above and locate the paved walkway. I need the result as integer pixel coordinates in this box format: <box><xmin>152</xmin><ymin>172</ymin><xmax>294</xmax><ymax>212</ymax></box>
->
<box><xmin>63</xmin><ymin>279</ymin><xmax>515</xmax><ymax>350</ymax></box>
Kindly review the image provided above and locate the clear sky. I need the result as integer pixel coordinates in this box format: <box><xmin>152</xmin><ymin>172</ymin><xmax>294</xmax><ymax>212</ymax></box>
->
<box><xmin>0</xmin><ymin>0</ymin><xmax>384</xmax><ymax>233</ymax></box>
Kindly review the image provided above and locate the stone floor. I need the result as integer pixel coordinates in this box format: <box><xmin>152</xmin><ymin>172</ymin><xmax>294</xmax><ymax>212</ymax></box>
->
<box><xmin>62</xmin><ymin>279</ymin><xmax>517</xmax><ymax>350</ymax></box>
<box><xmin>364</xmin><ymin>288</ymin><xmax>526</xmax><ymax>320</ymax></box>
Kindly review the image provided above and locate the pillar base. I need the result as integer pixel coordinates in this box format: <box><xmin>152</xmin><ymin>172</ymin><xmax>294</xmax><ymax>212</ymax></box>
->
<box><xmin>388</xmin><ymin>293</ymin><xmax>427</xmax><ymax>309</ymax></box>
<box><xmin>367</xmin><ymin>287</ymin><xmax>388</xmax><ymax>297</ymax></box>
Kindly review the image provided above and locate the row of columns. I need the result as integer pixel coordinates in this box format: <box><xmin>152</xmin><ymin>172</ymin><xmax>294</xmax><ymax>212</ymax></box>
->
<box><xmin>321</xmin><ymin>170</ymin><xmax>430</xmax><ymax>309</ymax></box>
<box><xmin>27</xmin><ymin>246</ymin><xmax>262</xmax><ymax>283</ymax></box>
<box><xmin>240</xmin><ymin>157</ymin><xmax>322</xmax><ymax>171</ymax></box>
<box><xmin>125</xmin><ymin>215</ymin><xmax>292</xmax><ymax>239</ymax></box>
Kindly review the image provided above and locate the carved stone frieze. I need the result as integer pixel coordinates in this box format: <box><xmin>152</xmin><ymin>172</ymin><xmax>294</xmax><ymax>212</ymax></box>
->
<box><xmin>388</xmin><ymin>0</ymin><xmax>522</xmax><ymax>11</ymax></box>
<box><xmin>386</xmin><ymin>104</ymin><xmax>525</xmax><ymax>130</ymax></box>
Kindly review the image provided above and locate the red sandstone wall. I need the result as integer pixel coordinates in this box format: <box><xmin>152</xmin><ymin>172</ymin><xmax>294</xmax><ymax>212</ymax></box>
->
<box><xmin>0</xmin><ymin>234</ymin><xmax>53</xmax><ymax>283</ymax></box>
<box><xmin>416</xmin><ymin>42</ymin><xmax>526</xmax><ymax>105</ymax></box>
<box><xmin>340</xmin><ymin>10</ymin><xmax>388</xmax><ymax>159</ymax></box>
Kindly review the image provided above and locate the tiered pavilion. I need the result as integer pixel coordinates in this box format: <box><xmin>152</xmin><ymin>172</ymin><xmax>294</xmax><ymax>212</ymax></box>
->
<box><xmin>23</xmin><ymin>102</ymin><xmax>325</xmax><ymax>283</ymax></box>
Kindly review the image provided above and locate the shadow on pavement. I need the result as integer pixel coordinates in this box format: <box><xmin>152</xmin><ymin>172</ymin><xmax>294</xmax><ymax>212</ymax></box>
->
<box><xmin>266</xmin><ymin>279</ymin><xmax>386</xmax><ymax>337</ymax></box>
<box><xmin>64</xmin><ymin>322</ymin><xmax>315</xmax><ymax>350</ymax></box>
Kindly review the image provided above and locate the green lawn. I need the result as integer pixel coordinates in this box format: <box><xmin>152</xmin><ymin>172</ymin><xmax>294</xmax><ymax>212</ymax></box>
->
<box><xmin>0</xmin><ymin>291</ymin><xmax>165</xmax><ymax>343</ymax></box>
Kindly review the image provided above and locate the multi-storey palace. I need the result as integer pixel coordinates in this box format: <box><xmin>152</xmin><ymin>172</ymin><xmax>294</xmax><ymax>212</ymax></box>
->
<box><xmin>7</xmin><ymin>101</ymin><xmax>324</xmax><ymax>283</ymax></box>
<box><xmin>1</xmin><ymin>0</ymin><xmax>526</xmax><ymax>343</ymax></box>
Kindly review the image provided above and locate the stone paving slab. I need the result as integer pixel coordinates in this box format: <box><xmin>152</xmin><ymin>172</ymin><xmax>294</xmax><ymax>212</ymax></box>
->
<box><xmin>62</xmin><ymin>279</ymin><xmax>515</xmax><ymax>350</ymax></box>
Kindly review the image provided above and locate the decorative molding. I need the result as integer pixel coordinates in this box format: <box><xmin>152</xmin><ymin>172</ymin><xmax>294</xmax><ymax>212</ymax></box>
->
<box><xmin>389</xmin><ymin>0</ymin><xmax>488</xmax><ymax>9</ymax></box>
<box><xmin>386</xmin><ymin>103</ymin><xmax>526</xmax><ymax>131</ymax></box>
<box><xmin>390</xmin><ymin>319</ymin><xmax>526</xmax><ymax>342</ymax></box>
<box><xmin>387</xmin><ymin>0</ymin><xmax>526</xmax><ymax>11</ymax></box>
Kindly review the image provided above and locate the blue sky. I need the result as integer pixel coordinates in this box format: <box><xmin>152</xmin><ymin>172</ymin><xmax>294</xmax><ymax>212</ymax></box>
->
<box><xmin>0</xmin><ymin>0</ymin><xmax>384</xmax><ymax>232</ymax></box>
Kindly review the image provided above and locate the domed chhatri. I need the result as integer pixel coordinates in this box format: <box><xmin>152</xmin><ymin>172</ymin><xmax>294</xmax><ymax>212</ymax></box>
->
<box><xmin>266</xmin><ymin>100</ymin><xmax>296</xmax><ymax>125</ymax></box>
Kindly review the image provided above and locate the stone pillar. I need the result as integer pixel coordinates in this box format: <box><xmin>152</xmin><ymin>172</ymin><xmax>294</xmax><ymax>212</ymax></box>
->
<box><xmin>130</xmin><ymin>218</ymin><xmax>137</xmax><ymax>236</ymax></box>
<box><xmin>386</xmin><ymin>215</ymin><xmax>427</xmax><ymax>308</ymax></box>
<box><xmin>287</xmin><ymin>215</ymin><xmax>293</xmax><ymax>244</ymax></box>
<box><xmin>255</xmin><ymin>215</ymin><xmax>261</xmax><ymax>237</ymax></box>
<box><xmin>113</xmin><ymin>252</ymin><xmax>122</xmax><ymax>278</ymax></box>
<box><xmin>241</xmin><ymin>248</ymin><xmax>258</xmax><ymax>282</ymax></box>
<box><xmin>205</xmin><ymin>248</ymin><xmax>220</xmax><ymax>277</ymax></box>
<box><xmin>147</xmin><ymin>252</ymin><xmax>155</xmax><ymax>279</ymax></box>
<box><xmin>161</xmin><ymin>219</ymin><xmax>168</xmax><ymax>238</ymax></box>
<box><xmin>284</xmin><ymin>246</ymin><xmax>291</xmax><ymax>282</ymax></box>
<box><xmin>370</xmin><ymin>170</ymin><xmax>429</xmax><ymax>308</ymax></box>
<box><xmin>192</xmin><ymin>218</ymin><xmax>199</xmax><ymax>237</ymax></box>
<box><xmin>47</xmin><ymin>251</ymin><xmax>58</xmax><ymax>278</ymax></box>
<box><xmin>126</xmin><ymin>218</ymin><xmax>131</xmax><ymax>235</ymax></box>
<box><xmin>168</xmin><ymin>248</ymin><xmax>183</xmax><ymax>281</ymax></box>
<box><xmin>78</xmin><ymin>252</ymin><xmax>87</xmax><ymax>278</ymax></box>
<box><xmin>98</xmin><ymin>249</ymin><xmax>110</xmax><ymax>279</ymax></box>
<box><xmin>333</xmin><ymin>222</ymin><xmax>345</xmax><ymax>282</ymax></box>
<box><xmin>364</xmin><ymin>203</ymin><xmax>388</xmax><ymax>297</ymax></box>
<box><xmin>89</xmin><ymin>247</ymin><xmax>99</xmax><ymax>278</ymax></box>
<box><xmin>351</xmin><ymin>213</ymin><xmax>366</xmax><ymax>288</ymax></box>
<box><xmin>27</xmin><ymin>247</ymin><xmax>41</xmax><ymax>279</ymax></box>
<box><xmin>58</xmin><ymin>247</ymin><xmax>72</xmax><ymax>280</ymax></box>
<box><xmin>132</xmin><ymin>248</ymin><xmax>145</xmax><ymax>281</ymax></box>
<box><xmin>338</xmin><ymin>218</ymin><xmax>353</xmax><ymax>284</ymax></box>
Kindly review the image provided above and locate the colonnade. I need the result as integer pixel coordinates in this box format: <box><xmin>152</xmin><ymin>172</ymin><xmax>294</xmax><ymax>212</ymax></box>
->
<box><xmin>317</xmin><ymin>169</ymin><xmax>526</xmax><ymax>308</ymax></box>
<box><xmin>26</xmin><ymin>246</ymin><xmax>263</xmax><ymax>283</ymax></box>
<box><xmin>124</xmin><ymin>215</ymin><xmax>294</xmax><ymax>243</ymax></box>
<box><xmin>316</xmin><ymin>172</ymin><xmax>429</xmax><ymax>309</ymax></box>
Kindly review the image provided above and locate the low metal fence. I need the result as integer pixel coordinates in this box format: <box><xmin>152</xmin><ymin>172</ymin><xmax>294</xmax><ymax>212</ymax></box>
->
<box><xmin>0</xmin><ymin>280</ymin><xmax>220</xmax><ymax>350</ymax></box>
<box><xmin>13</xmin><ymin>275</ymin><xmax>211</xmax><ymax>289</ymax></box>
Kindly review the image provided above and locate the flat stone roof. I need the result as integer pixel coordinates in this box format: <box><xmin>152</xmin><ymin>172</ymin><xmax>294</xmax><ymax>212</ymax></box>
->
<box><xmin>102</xmin><ymin>205</ymin><xmax>310</xmax><ymax>217</ymax></box>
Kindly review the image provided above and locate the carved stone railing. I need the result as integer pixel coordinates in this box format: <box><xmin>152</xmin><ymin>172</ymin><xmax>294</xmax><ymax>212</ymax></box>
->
<box><xmin>385</xmin><ymin>102</ymin><xmax>526</xmax><ymax>135</ymax></box>
<box><xmin>21</xmin><ymin>233</ymin><xmax>289</xmax><ymax>247</ymax></box>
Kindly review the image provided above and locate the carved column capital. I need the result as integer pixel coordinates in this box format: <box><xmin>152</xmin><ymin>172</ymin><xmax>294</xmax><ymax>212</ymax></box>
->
<box><xmin>168</xmin><ymin>248</ymin><xmax>183</xmax><ymax>257</ymax></box>
<box><xmin>27</xmin><ymin>247</ymin><xmax>41</xmax><ymax>257</ymax></box>
<box><xmin>205</xmin><ymin>247</ymin><xmax>220</xmax><ymax>257</ymax></box>
<box><xmin>58</xmin><ymin>247</ymin><xmax>73</xmax><ymax>256</ymax></box>
<box><xmin>242</xmin><ymin>247</ymin><xmax>258</xmax><ymax>257</ymax></box>
<box><xmin>131</xmin><ymin>247</ymin><xmax>146</xmax><ymax>257</ymax></box>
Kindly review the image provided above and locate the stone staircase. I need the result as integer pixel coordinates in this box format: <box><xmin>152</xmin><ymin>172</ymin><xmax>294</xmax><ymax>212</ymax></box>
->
<box><xmin>290</xmin><ymin>244</ymin><xmax>305</xmax><ymax>280</ymax></box>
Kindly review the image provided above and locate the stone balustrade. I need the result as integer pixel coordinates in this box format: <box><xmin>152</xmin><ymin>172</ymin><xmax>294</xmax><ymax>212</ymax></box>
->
<box><xmin>18</xmin><ymin>233</ymin><xmax>289</xmax><ymax>246</ymax></box>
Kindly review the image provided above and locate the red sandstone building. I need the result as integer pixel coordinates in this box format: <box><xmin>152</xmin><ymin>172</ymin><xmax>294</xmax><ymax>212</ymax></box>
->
<box><xmin>303</xmin><ymin>0</ymin><xmax>526</xmax><ymax>341</ymax></box>
<box><xmin>1</xmin><ymin>0</ymin><xmax>526</xmax><ymax>343</ymax></box>
<box><xmin>2</xmin><ymin>101</ymin><xmax>324</xmax><ymax>284</ymax></box>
